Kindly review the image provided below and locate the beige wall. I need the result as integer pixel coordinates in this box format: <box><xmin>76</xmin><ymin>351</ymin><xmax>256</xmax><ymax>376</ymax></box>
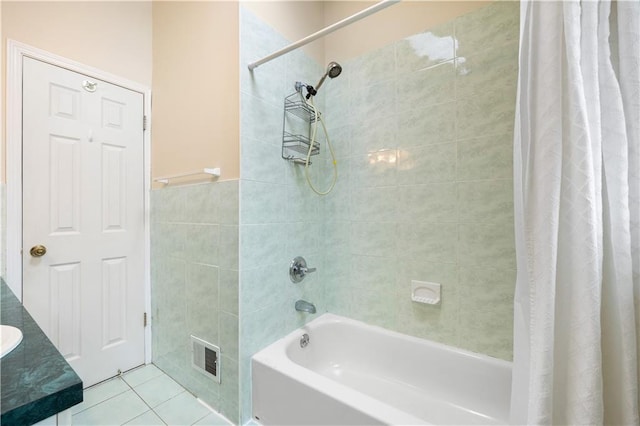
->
<box><xmin>1</xmin><ymin>0</ymin><xmax>490</xmax><ymax>185</ymax></box>
<box><xmin>2</xmin><ymin>1</ymin><xmax>152</xmax><ymax>84</ymax></box>
<box><xmin>152</xmin><ymin>1</ymin><xmax>240</xmax><ymax>184</ymax></box>
<box><xmin>323</xmin><ymin>1</ymin><xmax>491</xmax><ymax>61</ymax></box>
<box><xmin>1</xmin><ymin>4</ymin><xmax>3</xmax><ymax>185</ymax></box>
<box><xmin>1</xmin><ymin>1</ymin><xmax>153</xmax><ymax>182</ymax></box>
<box><xmin>2</xmin><ymin>1</ymin><xmax>241</xmax><ymax>184</ymax></box>
<box><xmin>242</xmin><ymin>1</ymin><xmax>325</xmax><ymax>65</ymax></box>
<box><xmin>241</xmin><ymin>1</ymin><xmax>490</xmax><ymax>66</ymax></box>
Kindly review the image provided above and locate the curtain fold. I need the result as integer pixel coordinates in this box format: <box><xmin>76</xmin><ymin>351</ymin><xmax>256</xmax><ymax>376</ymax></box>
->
<box><xmin>511</xmin><ymin>0</ymin><xmax>640</xmax><ymax>424</ymax></box>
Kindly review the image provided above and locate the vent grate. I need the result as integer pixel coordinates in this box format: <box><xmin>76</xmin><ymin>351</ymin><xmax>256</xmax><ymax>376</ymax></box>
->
<box><xmin>191</xmin><ymin>335</ymin><xmax>221</xmax><ymax>383</ymax></box>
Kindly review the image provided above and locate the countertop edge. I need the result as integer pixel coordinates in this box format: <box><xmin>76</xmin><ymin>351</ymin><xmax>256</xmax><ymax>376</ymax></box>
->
<box><xmin>1</xmin><ymin>279</ymin><xmax>84</xmax><ymax>425</ymax></box>
<box><xmin>1</xmin><ymin>381</ymin><xmax>83</xmax><ymax>425</ymax></box>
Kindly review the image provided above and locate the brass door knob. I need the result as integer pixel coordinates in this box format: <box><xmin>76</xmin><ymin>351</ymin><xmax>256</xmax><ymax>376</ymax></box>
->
<box><xmin>30</xmin><ymin>245</ymin><xmax>47</xmax><ymax>257</ymax></box>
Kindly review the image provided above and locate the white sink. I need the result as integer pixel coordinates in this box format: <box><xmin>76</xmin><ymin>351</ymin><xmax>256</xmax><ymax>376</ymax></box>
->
<box><xmin>1</xmin><ymin>325</ymin><xmax>23</xmax><ymax>358</ymax></box>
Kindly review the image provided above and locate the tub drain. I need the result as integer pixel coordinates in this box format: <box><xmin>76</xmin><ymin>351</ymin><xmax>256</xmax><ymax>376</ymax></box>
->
<box><xmin>300</xmin><ymin>333</ymin><xmax>310</xmax><ymax>348</ymax></box>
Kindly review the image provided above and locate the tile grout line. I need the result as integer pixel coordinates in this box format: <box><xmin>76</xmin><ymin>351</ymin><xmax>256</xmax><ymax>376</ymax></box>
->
<box><xmin>128</xmin><ymin>367</ymin><xmax>225</xmax><ymax>425</ymax></box>
<box><xmin>144</xmin><ymin>392</ymin><xmax>184</xmax><ymax>426</ymax></box>
<box><xmin>191</xmin><ymin>411</ymin><xmax>213</xmax><ymax>426</ymax></box>
<box><xmin>73</xmin><ymin>374</ymin><xmax>171</xmax><ymax>426</ymax></box>
<box><xmin>126</xmin><ymin>374</ymin><xmax>175</xmax><ymax>415</ymax></box>
<box><xmin>118</xmin><ymin>374</ymin><xmax>159</xmax><ymax>426</ymax></box>
<box><xmin>119</xmin><ymin>367</ymin><xmax>175</xmax><ymax>425</ymax></box>
<box><xmin>71</xmin><ymin>377</ymin><xmax>130</xmax><ymax>417</ymax></box>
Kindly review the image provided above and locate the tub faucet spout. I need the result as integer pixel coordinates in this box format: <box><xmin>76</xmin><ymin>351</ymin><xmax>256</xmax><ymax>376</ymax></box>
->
<box><xmin>295</xmin><ymin>300</ymin><xmax>316</xmax><ymax>314</ymax></box>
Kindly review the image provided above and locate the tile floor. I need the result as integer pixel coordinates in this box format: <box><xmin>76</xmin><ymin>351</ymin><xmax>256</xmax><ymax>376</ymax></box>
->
<box><xmin>71</xmin><ymin>364</ymin><xmax>232</xmax><ymax>426</ymax></box>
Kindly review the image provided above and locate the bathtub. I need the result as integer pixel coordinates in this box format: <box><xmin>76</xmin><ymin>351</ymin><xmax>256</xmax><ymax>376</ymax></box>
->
<box><xmin>251</xmin><ymin>313</ymin><xmax>512</xmax><ymax>425</ymax></box>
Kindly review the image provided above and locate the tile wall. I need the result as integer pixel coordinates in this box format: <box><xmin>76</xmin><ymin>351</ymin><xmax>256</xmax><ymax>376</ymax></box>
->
<box><xmin>238</xmin><ymin>7</ymin><xmax>329</xmax><ymax>423</ymax></box>
<box><xmin>0</xmin><ymin>3</ymin><xmax>518</xmax><ymax>425</ymax></box>
<box><xmin>322</xmin><ymin>1</ymin><xmax>519</xmax><ymax>358</ymax></box>
<box><xmin>150</xmin><ymin>180</ymin><xmax>239</xmax><ymax>424</ymax></box>
<box><xmin>0</xmin><ymin>2</ymin><xmax>518</xmax><ymax>425</ymax></box>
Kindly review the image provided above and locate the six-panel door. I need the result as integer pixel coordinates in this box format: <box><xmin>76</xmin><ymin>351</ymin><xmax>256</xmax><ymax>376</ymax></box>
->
<box><xmin>22</xmin><ymin>57</ymin><xmax>146</xmax><ymax>387</ymax></box>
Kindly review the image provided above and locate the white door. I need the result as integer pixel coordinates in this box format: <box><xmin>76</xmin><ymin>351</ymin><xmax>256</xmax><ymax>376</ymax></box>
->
<box><xmin>22</xmin><ymin>57</ymin><xmax>146</xmax><ymax>387</ymax></box>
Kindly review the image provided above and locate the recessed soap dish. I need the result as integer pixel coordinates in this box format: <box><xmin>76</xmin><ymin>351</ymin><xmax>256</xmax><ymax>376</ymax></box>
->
<box><xmin>411</xmin><ymin>280</ymin><xmax>441</xmax><ymax>305</ymax></box>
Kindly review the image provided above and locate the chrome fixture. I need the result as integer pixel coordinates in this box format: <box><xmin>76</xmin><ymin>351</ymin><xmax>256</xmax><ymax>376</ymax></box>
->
<box><xmin>295</xmin><ymin>300</ymin><xmax>317</xmax><ymax>314</ymax></box>
<box><xmin>304</xmin><ymin>61</ymin><xmax>343</xmax><ymax>99</ymax></box>
<box><xmin>300</xmin><ymin>333</ymin><xmax>310</xmax><ymax>348</ymax></box>
<box><xmin>289</xmin><ymin>256</ymin><xmax>316</xmax><ymax>283</ymax></box>
<box><xmin>282</xmin><ymin>91</ymin><xmax>321</xmax><ymax>164</ymax></box>
<box><xmin>283</xmin><ymin>63</ymin><xmax>342</xmax><ymax>195</ymax></box>
<box><xmin>312</xmin><ymin>62</ymin><xmax>343</xmax><ymax>95</ymax></box>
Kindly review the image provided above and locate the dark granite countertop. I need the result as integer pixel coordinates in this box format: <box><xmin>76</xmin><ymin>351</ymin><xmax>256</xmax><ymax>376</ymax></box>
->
<box><xmin>1</xmin><ymin>279</ymin><xmax>83</xmax><ymax>425</ymax></box>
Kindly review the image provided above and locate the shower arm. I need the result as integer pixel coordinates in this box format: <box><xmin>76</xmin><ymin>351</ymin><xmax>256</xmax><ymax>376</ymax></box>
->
<box><xmin>247</xmin><ymin>0</ymin><xmax>401</xmax><ymax>71</ymax></box>
<box><xmin>306</xmin><ymin>75</ymin><xmax>328</xmax><ymax>99</ymax></box>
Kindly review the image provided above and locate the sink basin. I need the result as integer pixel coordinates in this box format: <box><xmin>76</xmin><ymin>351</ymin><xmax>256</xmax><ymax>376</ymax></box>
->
<box><xmin>1</xmin><ymin>325</ymin><xmax>23</xmax><ymax>358</ymax></box>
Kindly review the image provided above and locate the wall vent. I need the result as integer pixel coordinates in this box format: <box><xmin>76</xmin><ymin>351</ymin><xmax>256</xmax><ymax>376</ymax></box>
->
<box><xmin>190</xmin><ymin>335</ymin><xmax>220</xmax><ymax>383</ymax></box>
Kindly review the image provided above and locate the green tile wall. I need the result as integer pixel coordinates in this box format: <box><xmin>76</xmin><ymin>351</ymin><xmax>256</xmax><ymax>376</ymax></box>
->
<box><xmin>323</xmin><ymin>0</ymin><xmax>518</xmax><ymax>359</ymax></box>
<box><xmin>238</xmin><ymin>7</ymin><xmax>330</xmax><ymax>423</ymax></box>
<box><xmin>150</xmin><ymin>180</ymin><xmax>239</xmax><ymax>424</ymax></box>
<box><xmin>238</xmin><ymin>2</ymin><xmax>518</xmax><ymax>424</ymax></box>
<box><xmin>3</xmin><ymin>2</ymin><xmax>520</xmax><ymax>424</ymax></box>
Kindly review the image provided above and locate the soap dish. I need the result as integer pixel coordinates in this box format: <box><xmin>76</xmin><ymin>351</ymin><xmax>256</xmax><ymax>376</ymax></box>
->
<box><xmin>411</xmin><ymin>280</ymin><xmax>441</xmax><ymax>305</ymax></box>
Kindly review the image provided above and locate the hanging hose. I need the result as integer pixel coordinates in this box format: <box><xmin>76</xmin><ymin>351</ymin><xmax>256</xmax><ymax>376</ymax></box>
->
<box><xmin>304</xmin><ymin>96</ymin><xmax>338</xmax><ymax>195</ymax></box>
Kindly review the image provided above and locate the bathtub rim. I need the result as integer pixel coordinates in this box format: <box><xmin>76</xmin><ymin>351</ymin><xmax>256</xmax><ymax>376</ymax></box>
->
<box><xmin>251</xmin><ymin>313</ymin><xmax>512</xmax><ymax>425</ymax></box>
<box><xmin>268</xmin><ymin>313</ymin><xmax>512</xmax><ymax>369</ymax></box>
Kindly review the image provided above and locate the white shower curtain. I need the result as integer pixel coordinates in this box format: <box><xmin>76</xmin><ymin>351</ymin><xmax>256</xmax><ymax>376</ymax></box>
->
<box><xmin>511</xmin><ymin>0</ymin><xmax>640</xmax><ymax>424</ymax></box>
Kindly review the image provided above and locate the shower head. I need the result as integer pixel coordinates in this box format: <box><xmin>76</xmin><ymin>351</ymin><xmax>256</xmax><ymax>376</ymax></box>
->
<box><xmin>306</xmin><ymin>61</ymin><xmax>343</xmax><ymax>99</ymax></box>
<box><xmin>326</xmin><ymin>61</ymin><xmax>343</xmax><ymax>79</ymax></box>
<box><xmin>315</xmin><ymin>61</ymin><xmax>342</xmax><ymax>93</ymax></box>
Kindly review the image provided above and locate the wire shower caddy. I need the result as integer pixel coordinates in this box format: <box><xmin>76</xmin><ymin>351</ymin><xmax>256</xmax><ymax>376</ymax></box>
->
<box><xmin>282</xmin><ymin>92</ymin><xmax>321</xmax><ymax>164</ymax></box>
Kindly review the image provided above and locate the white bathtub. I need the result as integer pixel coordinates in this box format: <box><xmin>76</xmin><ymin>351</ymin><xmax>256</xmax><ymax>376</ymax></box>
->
<box><xmin>251</xmin><ymin>313</ymin><xmax>512</xmax><ymax>425</ymax></box>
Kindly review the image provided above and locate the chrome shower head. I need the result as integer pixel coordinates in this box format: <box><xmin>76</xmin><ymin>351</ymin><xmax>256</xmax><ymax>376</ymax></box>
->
<box><xmin>307</xmin><ymin>61</ymin><xmax>343</xmax><ymax>99</ymax></box>
<box><xmin>315</xmin><ymin>61</ymin><xmax>342</xmax><ymax>93</ymax></box>
<box><xmin>326</xmin><ymin>61</ymin><xmax>343</xmax><ymax>79</ymax></box>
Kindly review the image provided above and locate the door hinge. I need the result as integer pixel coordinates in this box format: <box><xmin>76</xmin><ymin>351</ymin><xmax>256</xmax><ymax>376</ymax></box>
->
<box><xmin>143</xmin><ymin>312</ymin><xmax>148</xmax><ymax>327</ymax></box>
<box><xmin>143</xmin><ymin>115</ymin><xmax>148</xmax><ymax>131</ymax></box>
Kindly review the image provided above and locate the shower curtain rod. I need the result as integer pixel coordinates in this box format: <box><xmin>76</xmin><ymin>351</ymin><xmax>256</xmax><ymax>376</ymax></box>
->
<box><xmin>247</xmin><ymin>0</ymin><xmax>401</xmax><ymax>71</ymax></box>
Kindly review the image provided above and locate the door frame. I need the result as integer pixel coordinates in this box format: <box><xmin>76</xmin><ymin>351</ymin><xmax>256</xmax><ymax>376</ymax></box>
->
<box><xmin>6</xmin><ymin>39</ymin><xmax>153</xmax><ymax>363</ymax></box>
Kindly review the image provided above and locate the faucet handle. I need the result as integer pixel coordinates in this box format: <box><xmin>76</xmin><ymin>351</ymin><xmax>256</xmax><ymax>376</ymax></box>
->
<box><xmin>290</xmin><ymin>256</ymin><xmax>316</xmax><ymax>283</ymax></box>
